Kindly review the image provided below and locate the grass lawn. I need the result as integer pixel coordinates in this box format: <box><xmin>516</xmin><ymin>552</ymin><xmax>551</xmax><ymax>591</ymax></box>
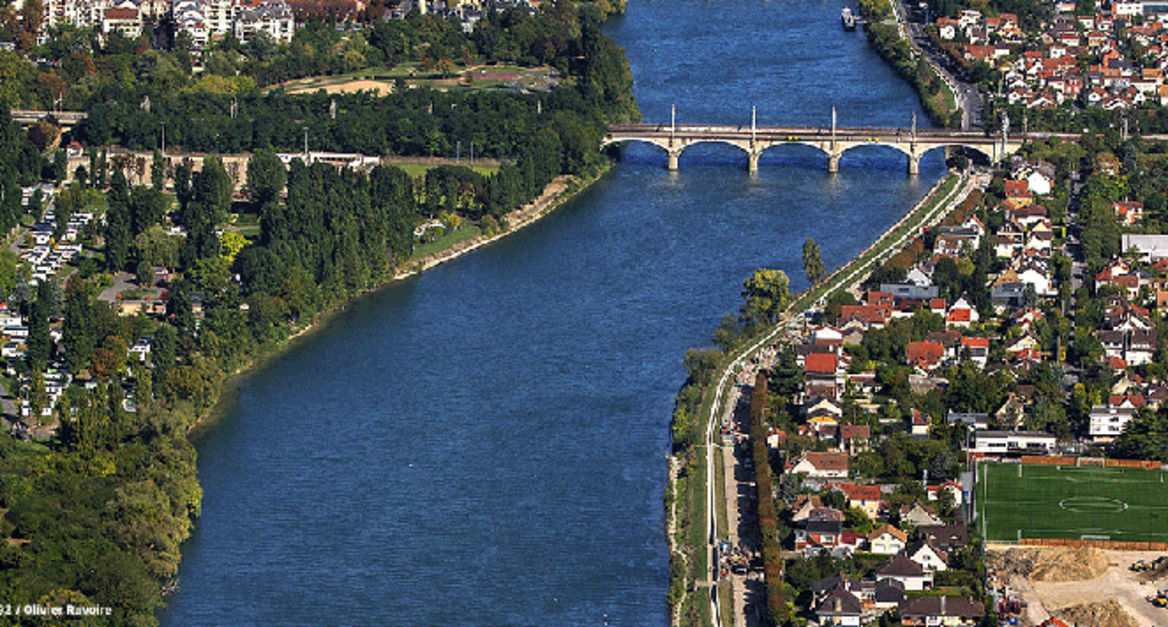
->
<box><xmin>393</xmin><ymin>162</ymin><xmax>500</xmax><ymax>179</ymax></box>
<box><xmin>409</xmin><ymin>225</ymin><xmax>482</xmax><ymax>261</ymax></box>
<box><xmin>977</xmin><ymin>462</ymin><xmax>1168</xmax><ymax>543</ymax></box>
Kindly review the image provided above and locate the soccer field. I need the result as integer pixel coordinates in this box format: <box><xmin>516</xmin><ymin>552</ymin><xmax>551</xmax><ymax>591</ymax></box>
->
<box><xmin>976</xmin><ymin>462</ymin><xmax>1168</xmax><ymax>543</ymax></box>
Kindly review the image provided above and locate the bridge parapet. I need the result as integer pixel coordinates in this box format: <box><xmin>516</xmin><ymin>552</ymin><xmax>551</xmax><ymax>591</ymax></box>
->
<box><xmin>603</xmin><ymin>123</ymin><xmax>1024</xmax><ymax>174</ymax></box>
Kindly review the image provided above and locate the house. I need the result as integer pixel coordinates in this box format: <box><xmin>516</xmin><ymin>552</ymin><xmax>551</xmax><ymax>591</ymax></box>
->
<box><xmin>918</xmin><ymin>524</ymin><xmax>969</xmax><ymax>551</ymax></box>
<box><xmin>972</xmin><ymin>430</ymin><xmax>1057</xmax><ymax>455</ymax></box>
<box><xmin>991</xmin><ymin>282</ymin><xmax>1028</xmax><ymax>311</ymax></box>
<box><xmin>875</xmin><ymin>554</ymin><xmax>933</xmax><ymax>591</ymax></box>
<box><xmin>791</xmin><ymin>494</ymin><xmax>826</xmax><ymax>522</ymax></box>
<box><xmin>788</xmin><ymin>452</ymin><xmax>849</xmax><ymax>479</ymax></box>
<box><xmin>880</xmin><ymin>283</ymin><xmax>940</xmax><ymax>306</ymax></box>
<box><xmin>831</xmin><ymin>482</ymin><xmax>883</xmax><ymax>519</ymax></box>
<box><xmin>945</xmin><ymin>297</ymin><xmax>979</xmax><ymax>328</ymax></box>
<box><xmin>1113</xmin><ymin>200</ymin><xmax>1144</xmax><ymax>225</ymax></box>
<box><xmin>899</xmin><ymin>596</ymin><xmax>985</xmax><ymax>626</ymax></box>
<box><xmin>867</xmin><ymin>523</ymin><xmax>907</xmax><ymax>555</ymax></box>
<box><xmin>1005</xmin><ymin>333</ymin><xmax>1041</xmax><ymax>359</ymax></box>
<box><xmin>907</xmin><ymin>341</ymin><xmax>945</xmax><ymax>370</ymax></box>
<box><xmin>803</xmin><ymin>352</ymin><xmax>840</xmax><ymax>396</ymax></box>
<box><xmin>960</xmin><ymin>336</ymin><xmax>989</xmax><ymax>367</ymax></box>
<box><xmin>815</xmin><ymin>586</ymin><xmax>863</xmax><ymax>627</ymax></box>
<box><xmin>1128</xmin><ymin>329</ymin><xmax>1156</xmax><ymax>366</ymax></box>
<box><xmin>128</xmin><ymin>336</ymin><xmax>153</xmax><ymax>362</ymax></box>
<box><xmin>795</xmin><ymin>508</ymin><xmax>844</xmax><ymax>551</ymax></box>
<box><xmin>1089</xmin><ymin>404</ymin><xmax>1138</xmax><ymax>441</ymax></box>
<box><xmin>946</xmin><ymin>411</ymin><xmax>988</xmax><ymax>430</ymax></box>
<box><xmin>901</xmin><ymin>501</ymin><xmax>944</xmax><ymax>527</ymax></box>
<box><xmin>804</xmin><ymin>397</ymin><xmax>844</xmax><ymax>420</ymax></box>
<box><xmin>812</xmin><ymin>573</ymin><xmax>862</xmax><ymax>604</ymax></box>
<box><xmin>1122</xmin><ymin>234</ymin><xmax>1168</xmax><ymax>260</ymax></box>
<box><xmin>910</xmin><ymin>408</ymin><xmax>931</xmax><ymax>436</ymax></box>
<box><xmin>873</xmin><ymin>578</ymin><xmax>906</xmax><ymax>610</ymax></box>
<box><xmin>926</xmin><ymin>482</ymin><xmax>965</xmax><ymax>507</ymax></box>
<box><xmin>838</xmin><ymin>423</ymin><xmax>871</xmax><ymax>454</ymax></box>
<box><xmin>907</xmin><ymin>540</ymin><xmax>949</xmax><ymax>572</ymax></box>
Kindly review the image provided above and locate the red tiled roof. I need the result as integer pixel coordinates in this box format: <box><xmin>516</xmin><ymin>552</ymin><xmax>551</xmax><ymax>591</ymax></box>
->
<box><xmin>907</xmin><ymin>341</ymin><xmax>944</xmax><ymax>366</ymax></box>
<box><xmin>1109</xmin><ymin>394</ymin><xmax>1145</xmax><ymax>407</ymax></box>
<box><xmin>946</xmin><ymin>309</ymin><xmax>971</xmax><ymax>322</ymax></box>
<box><xmin>836</xmin><ymin>482</ymin><xmax>882</xmax><ymax>502</ymax></box>
<box><xmin>805</xmin><ymin>353</ymin><xmax>839</xmax><ymax>374</ymax></box>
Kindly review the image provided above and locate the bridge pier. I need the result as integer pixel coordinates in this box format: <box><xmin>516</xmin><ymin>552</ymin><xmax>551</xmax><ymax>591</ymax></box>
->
<box><xmin>828</xmin><ymin>152</ymin><xmax>841</xmax><ymax>174</ymax></box>
<box><xmin>907</xmin><ymin>155</ymin><xmax>920</xmax><ymax>176</ymax></box>
<box><xmin>748</xmin><ymin>151</ymin><xmax>760</xmax><ymax>174</ymax></box>
<box><xmin>667</xmin><ymin>150</ymin><xmax>680</xmax><ymax>171</ymax></box>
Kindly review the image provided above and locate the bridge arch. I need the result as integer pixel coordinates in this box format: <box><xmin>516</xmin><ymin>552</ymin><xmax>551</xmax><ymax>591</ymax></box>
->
<box><xmin>837</xmin><ymin>141</ymin><xmax>915</xmax><ymax>161</ymax></box>
<box><xmin>916</xmin><ymin>142</ymin><xmax>996</xmax><ymax>163</ymax></box>
<box><xmin>603</xmin><ymin>137</ymin><xmax>755</xmax><ymax>169</ymax></box>
<box><xmin>601</xmin><ymin>136</ymin><xmax>672</xmax><ymax>153</ymax></box>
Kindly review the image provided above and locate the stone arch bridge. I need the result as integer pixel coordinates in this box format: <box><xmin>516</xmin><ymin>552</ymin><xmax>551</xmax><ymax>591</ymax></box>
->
<box><xmin>603</xmin><ymin>121</ymin><xmax>1030</xmax><ymax>175</ymax></box>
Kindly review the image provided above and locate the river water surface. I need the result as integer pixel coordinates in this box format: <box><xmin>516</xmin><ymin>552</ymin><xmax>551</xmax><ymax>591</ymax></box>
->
<box><xmin>161</xmin><ymin>2</ymin><xmax>945</xmax><ymax>624</ymax></box>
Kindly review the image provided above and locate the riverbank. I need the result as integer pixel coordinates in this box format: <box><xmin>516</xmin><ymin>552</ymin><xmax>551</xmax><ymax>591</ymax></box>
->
<box><xmin>188</xmin><ymin>162</ymin><xmax>611</xmax><ymax>438</ymax></box>
<box><xmin>858</xmin><ymin>0</ymin><xmax>961</xmax><ymax>128</ymax></box>
<box><xmin>667</xmin><ymin>168</ymin><xmax>982</xmax><ymax>626</ymax></box>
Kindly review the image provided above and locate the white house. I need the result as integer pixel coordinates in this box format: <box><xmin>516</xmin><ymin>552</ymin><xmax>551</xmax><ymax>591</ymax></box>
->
<box><xmin>972</xmin><ymin>430</ymin><xmax>1057</xmax><ymax>455</ymax></box>
<box><xmin>908</xmin><ymin>541</ymin><xmax>949</xmax><ymax>572</ymax></box>
<box><xmin>867</xmin><ymin>524</ymin><xmax>907</xmax><ymax>555</ymax></box>
<box><xmin>787</xmin><ymin>452</ymin><xmax>849</xmax><ymax>479</ymax></box>
<box><xmin>875</xmin><ymin>554</ymin><xmax>933</xmax><ymax>591</ymax></box>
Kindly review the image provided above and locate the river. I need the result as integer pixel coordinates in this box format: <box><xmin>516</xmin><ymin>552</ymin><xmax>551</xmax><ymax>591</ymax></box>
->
<box><xmin>160</xmin><ymin>1</ymin><xmax>944</xmax><ymax>624</ymax></box>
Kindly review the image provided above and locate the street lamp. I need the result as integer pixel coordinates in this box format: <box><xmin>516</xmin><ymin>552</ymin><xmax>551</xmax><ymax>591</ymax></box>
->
<box><xmin>160</xmin><ymin>120</ymin><xmax>166</xmax><ymax>156</ymax></box>
<box><xmin>303</xmin><ymin>126</ymin><xmax>309</xmax><ymax>159</ymax></box>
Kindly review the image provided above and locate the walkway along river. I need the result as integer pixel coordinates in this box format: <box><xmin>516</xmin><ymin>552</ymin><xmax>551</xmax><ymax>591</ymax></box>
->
<box><xmin>160</xmin><ymin>1</ymin><xmax>947</xmax><ymax>624</ymax></box>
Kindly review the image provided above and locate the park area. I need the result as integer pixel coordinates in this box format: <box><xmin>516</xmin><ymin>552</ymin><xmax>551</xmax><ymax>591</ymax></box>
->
<box><xmin>977</xmin><ymin>462</ymin><xmax>1168</xmax><ymax>544</ymax></box>
<box><xmin>277</xmin><ymin>63</ymin><xmax>559</xmax><ymax>96</ymax></box>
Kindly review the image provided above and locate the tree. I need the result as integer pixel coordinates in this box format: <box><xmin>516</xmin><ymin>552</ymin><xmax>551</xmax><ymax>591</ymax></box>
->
<box><xmin>151</xmin><ymin>150</ymin><xmax>166</xmax><ymax>191</ymax></box>
<box><xmin>104</xmin><ymin>177</ymin><xmax>132</xmax><ymax>272</ymax></box>
<box><xmin>62</xmin><ymin>275</ymin><xmax>95</xmax><ymax>374</ymax></box>
<box><xmin>802</xmin><ymin>237</ymin><xmax>826</xmax><ymax>286</ymax></box>
<box><xmin>711</xmin><ymin>313</ymin><xmax>742</xmax><ymax>353</ymax></box>
<box><xmin>740</xmin><ymin>268</ymin><xmax>790</xmax><ymax>326</ymax></box>
<box><xmin>246</xmin><ymin>148</ymin><xmax>286</xmax><ymax>208</ymax></box>
<box><xmin>1113</xmin><ymin>408</ymin><xmax>1168</xmax><ymax>461</ymax></box>
<box><xmin>26</xmin><ymin>280</ymin><xmax>53</xmax><ymax>372</ymax></box>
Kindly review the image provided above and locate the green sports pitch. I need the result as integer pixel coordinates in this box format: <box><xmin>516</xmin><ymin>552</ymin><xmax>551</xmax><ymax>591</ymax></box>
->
<box><xmin>976</xmin><ymin>462</ymin><xmax>1168</xmax><ymax>543</ymax></box>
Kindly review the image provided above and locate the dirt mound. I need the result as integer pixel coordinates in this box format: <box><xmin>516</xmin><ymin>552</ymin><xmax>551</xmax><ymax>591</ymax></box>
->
<box><xmin>989</xmin><ymin>547</ymin><xmax>1109</xmax><ymax>582</ymax></box>
<box><xmin>1054</xmin><ymin>601</ymin><xmax>1139</xmax><ymax>627</ymax></box>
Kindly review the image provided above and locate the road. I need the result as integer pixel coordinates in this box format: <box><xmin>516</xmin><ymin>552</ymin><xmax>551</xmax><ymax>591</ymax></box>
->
<box><xmin>893</xmin><ymin>0</ymin><xmax>985</xmax><ymax>130</ymax></box>
<box><xmin>695</xmin><ymin>168</ymin><xmax>986</xmax><ymax>626</ymax></box>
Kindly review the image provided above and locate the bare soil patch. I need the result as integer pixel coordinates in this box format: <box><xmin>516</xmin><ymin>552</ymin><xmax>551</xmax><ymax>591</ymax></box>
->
<box><xmin>989</xmin><ymin>546</ymin><xmax>1110</xmax><ymax>582</ymax></box>
<box><xmin>1055</xmin><ymin>601</ymin><xmax>1139</xmax><ymax>627</ymax></box>
<box><xmin>988</xmin><ymin>546</ymin><xmax>1168</xmax><ymax>626</ymax></box>
<box><xmin>287</xmin><ymin>79</ymin><xmax>394</xmax><ymax>96</ymax></box>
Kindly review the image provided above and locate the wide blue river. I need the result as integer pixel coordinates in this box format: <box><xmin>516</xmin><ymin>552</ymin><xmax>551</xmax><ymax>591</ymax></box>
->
<box><xmin>161</xmin><ymin>1</ymin><xmax>945</xmax><ymax>624</ymax></box>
